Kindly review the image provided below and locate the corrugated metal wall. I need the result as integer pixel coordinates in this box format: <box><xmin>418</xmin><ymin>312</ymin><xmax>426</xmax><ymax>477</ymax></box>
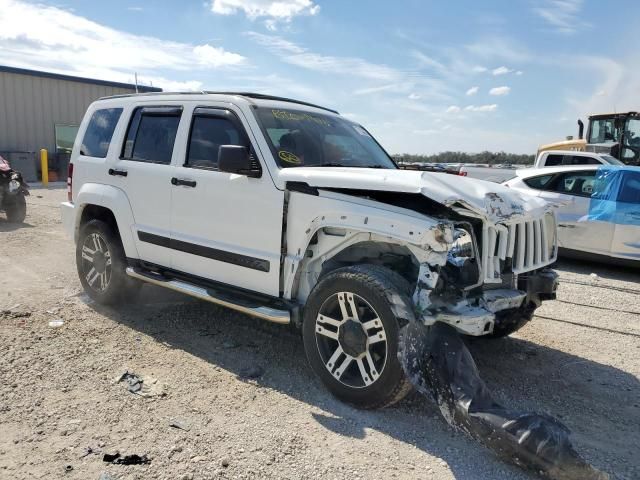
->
<box><xmin>0</xmin><ymin>70</ymin><xmax>135</xmax><ymax>153</ymax></box>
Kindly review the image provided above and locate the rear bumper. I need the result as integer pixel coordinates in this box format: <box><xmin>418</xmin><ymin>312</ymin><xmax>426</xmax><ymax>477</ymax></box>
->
<box><xmin>424</xmin><ymin>268</ymin><xmax>559</xmax><ymax>336</ymax></box>
<box><xmin>60</xmin><ymin>201</ymin><xmax>76</xmax><ymax>241</ymax></box>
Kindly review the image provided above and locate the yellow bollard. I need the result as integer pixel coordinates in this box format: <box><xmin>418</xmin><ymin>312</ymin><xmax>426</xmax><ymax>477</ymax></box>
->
<box><xmin>40</xmin><ymin>149</ymin><xmax>48</xmax><ymax>186</ymax></box>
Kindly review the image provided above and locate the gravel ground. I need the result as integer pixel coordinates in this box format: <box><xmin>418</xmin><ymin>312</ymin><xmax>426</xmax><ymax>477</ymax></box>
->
<box><xmin>1</xmin><ymin>187</ymin><xmax>638</xmax><ymax>480</ymax></box>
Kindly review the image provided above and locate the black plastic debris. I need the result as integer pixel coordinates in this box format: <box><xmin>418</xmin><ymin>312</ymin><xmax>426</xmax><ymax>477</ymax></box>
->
<box><xmin>399</xmin><ymin>322</ymin><xmax>609</xmax><ymax>480</ymax></box>
<box><xmin>103</xmin><ymin>452</ymin><xmax>151</xmax><ymax>465</ymax></box>
<box><xmin>117</xmin><ymin>372</ymin><xmax>143</xmax><ymax>394</ymax></box>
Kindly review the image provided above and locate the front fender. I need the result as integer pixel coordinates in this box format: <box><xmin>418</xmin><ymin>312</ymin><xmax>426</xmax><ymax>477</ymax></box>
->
<box><xmin>75</xmin><ymin>183</ymin><xmax>139</xmax><ymax>259</ymax></box>
<box><xmin>283</xmin><ymin>191</ymin><xmax>454</xmax><ymax>300</ymax></box>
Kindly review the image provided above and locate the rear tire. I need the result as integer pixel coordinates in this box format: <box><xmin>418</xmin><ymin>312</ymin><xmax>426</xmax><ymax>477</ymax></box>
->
<box><xmin>302</xmin><ymin>265</ymin><xmax>413</xmax><ymax>409</ymax></box>
<box><xmin>76</xmin><ymin>219</ymin><xmax>140</xmax><ymax>305</ymax></box>
<box><xmin>5</xmin><ymin>194</ymin><xmax>26</xmax><ymax>223</ymax></box>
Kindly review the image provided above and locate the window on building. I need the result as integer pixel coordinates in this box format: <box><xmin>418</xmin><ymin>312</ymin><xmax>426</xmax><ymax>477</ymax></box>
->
<box><xmin>55</xmin><ymin>124</ymin><xmax>80</xmax><ymax>154</ymax></box>
<box><xmin>79</xmin><ymin>108</ymin><xmax>123</xmax><ymax>158</ymax></box>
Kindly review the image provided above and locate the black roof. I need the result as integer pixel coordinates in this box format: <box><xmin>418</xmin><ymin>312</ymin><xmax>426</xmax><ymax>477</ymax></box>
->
<box><xmin>0</xmin><ymin>65</ymin><xmax>162</xmax><ymax>93</ymax></box>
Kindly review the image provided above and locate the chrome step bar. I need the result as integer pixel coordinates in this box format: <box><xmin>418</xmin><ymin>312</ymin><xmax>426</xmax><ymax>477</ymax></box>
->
<box><xmin>126</xmin><ymin>267</ymin><xmax>290</xmax><ymax>324</ymax></box>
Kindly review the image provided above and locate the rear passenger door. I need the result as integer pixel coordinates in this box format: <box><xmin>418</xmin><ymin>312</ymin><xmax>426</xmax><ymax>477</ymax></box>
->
<box><xmin>111</xmin><ymin>104</ymin><xmax>183</xmax><ymax>267</ymax></box>
<box><xmin>169</xmin><ymin>106</ymin><xmax>284</xmax><ymax>296</ymax></box>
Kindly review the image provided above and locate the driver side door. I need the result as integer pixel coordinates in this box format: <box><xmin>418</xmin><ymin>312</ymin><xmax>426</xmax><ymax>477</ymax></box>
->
<box><xmin>169</xmin><ymin>105</ymin><xmax>284</xmax><ymax>296</ymax></box>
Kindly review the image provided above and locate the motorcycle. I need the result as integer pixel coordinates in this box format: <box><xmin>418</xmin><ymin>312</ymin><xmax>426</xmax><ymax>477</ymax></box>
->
<box><xmin>0</xmin><ymin>155</ymin><xmax>29</xmax><ymax>223</ymax></box>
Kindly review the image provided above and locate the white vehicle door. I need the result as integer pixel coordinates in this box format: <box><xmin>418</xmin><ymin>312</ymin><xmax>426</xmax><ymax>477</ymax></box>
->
<box><xmin>603</xmin><ymin>170</ymin><xmax>640</xmax><ymax>259</ymax></box>
<box><xmin>537</xmin><ymin>170</ymin><xmax>614</xmax><ymax>255</ymax></box>
<box><xmin>111</xmin><ymin>104</ymin><xmax>183</xmax><ymax>267</ymax></box>
<box><xmin>169</xmin><ymin>105</ymin><xmax>284</xmax><ymax>296</ymax></box>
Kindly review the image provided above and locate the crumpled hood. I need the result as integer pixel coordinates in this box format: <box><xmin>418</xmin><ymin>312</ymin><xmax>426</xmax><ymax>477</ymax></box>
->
<box><xmin>279</xmin><ymin>167</ymin><xmax>549</xmax><ymax>223</ymax></box>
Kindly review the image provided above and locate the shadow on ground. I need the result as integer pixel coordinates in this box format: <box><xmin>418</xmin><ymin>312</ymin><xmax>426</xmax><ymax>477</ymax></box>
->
<box><xmin>85</xmin><ymin>284</ymin><xmax>639</xmax><ymax>480</ymax></box>
<box><xmin>0</xmin><ymin>218</ymin><xmax>34</xmax><ymax>232</ymax></box>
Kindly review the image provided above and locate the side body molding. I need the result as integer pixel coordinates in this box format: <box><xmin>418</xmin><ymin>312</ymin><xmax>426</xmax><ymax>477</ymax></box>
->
<box><xmin>74</xmin><ymin>183</ymin><xmax>139</xmax><ymax>259</ymax></box>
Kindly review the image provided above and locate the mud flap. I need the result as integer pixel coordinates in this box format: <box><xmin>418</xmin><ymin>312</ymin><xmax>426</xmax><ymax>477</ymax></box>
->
<box><xmin>399</xmin><ymin>322</ymin><xmax>609</xmax><ymax>480</ymax></box>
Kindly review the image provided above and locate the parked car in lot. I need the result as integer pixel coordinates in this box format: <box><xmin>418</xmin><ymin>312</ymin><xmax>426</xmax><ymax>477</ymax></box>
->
<box><xmin>534</xmin><ymin>149</ymin><xmax>623</xmax><ymax>168</ymax></box>
<box><xmin>61</xmin><ymin>92</ymin><xmax>558</xmax><ymax>409</ymax></box>
<box><xmin>503</xmin><ymin>165</ymin><xmax>640</xmax><ymax>264</ymax></box>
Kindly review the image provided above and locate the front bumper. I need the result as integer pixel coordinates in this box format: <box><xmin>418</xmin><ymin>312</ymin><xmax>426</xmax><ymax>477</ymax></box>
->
<box><xmin>60</xmin><ymin>201</ymin><xmax>76</xmax><ymax>241</ymax></box>
<box><xmin>423</xmin><ymin>269</ymin><xmax>559</xmax><ymax>336</ymax></box>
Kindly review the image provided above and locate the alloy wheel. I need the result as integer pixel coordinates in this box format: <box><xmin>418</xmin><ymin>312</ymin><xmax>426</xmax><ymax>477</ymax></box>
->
<box><xmin>80</xmin><ymin>232</ymin><xmax>112</xmax><ymax>293</ymax></box>
<box><xmin>314</xmin><ymin>291</ymin><xmax>388</xmax><ymax>388</ymax></box>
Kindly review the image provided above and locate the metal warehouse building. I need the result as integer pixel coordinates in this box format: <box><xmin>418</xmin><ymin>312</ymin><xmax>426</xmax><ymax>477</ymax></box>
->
<box><xmin>0</xmin><ymin>65</ymin><xmax>161</xmax><ymax>181</ymax></box>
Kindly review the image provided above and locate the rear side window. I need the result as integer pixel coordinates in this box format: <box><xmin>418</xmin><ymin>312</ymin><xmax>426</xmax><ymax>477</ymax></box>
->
<box><xmin>549</xmin><ymin>171</ymin><xmax>596</xmax><ymax>197</ymax></box>
<box><xmin>80</xmin><ymin>108</ymin><xmax>123</xmax><ymax>158</ymax></box>
<box><xmin>565</xmin><ymin>155</ymin><xmax>599</xmax><ymax>165</ymax></box>
<box><xmin>545</xmin><ymin>154</ymin><xmax>563</xmax><ymax>166</ymax></box>
<box><xmin>186</xmin><ymin>115</ymin><xmax>246</xmax><ymax>170</ymax></box>
<box><xmin>122</xmin><ymin>107</ymin><xmax>182</xmax><ymax>164</ymax></box>
<box><xmin>617</xmin><ymin>172</ymin><xmax>640</xmax><ymax>204</ymax></box>
<box><xmin>523</xmin><ymin>174</ymin><xmax>553</xmax><ymax>190</ymax></box>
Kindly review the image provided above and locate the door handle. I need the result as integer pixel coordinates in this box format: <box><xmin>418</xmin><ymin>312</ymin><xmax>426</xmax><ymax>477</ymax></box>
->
<box><xmin>171</xmin><ymin>177</ymin><xmax>197</xmax><ymax>188</ymax></box>
<box><xmin>108</xmin><ymin>168</ymin><xmax>128</xmax><ymax>177</ymax></box>
<box><xmin>558</xmin><ymin>224</ymin><xmax>575</xmax><ymax>229</ymax></box>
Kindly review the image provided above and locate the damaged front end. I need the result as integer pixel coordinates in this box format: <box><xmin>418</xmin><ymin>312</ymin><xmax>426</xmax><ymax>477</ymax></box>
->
<box><xmin>401</xmin><ymin>202</ymin><xmax>607</xmax><ymax>479</ymax></box>
<box><xmin>411</xmin><ymin>213</ymin><xmax>559</xmax><ymax>337</ymax></box>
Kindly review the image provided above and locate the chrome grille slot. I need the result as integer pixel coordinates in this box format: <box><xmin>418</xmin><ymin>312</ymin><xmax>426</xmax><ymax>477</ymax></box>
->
<box><xmin>482</xmin><ymin>214</ymin><xmax>557</xmax><ymax>282</ymax></box>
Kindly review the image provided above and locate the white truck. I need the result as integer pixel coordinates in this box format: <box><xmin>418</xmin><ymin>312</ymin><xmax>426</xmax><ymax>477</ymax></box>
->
<box><xmin>61</xmin><ymin>92</ymin><xmax>558</xmax><ymax>409</ymax></box>
<box><xmin>534</xmin><ymin>149</ymin><xmax>623</xmax><ymax>168</ymax></box>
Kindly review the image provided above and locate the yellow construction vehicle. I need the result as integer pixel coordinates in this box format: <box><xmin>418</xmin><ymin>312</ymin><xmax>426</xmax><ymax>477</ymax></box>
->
<box><xmin>538</xmin><ymin>112</ymin><xmax>640</xmax><ymax>165</ymax></box>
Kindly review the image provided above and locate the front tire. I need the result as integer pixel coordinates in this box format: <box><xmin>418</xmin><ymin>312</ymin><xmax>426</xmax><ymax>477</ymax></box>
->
<box><xmin>302</xmin><ymin>265</ymin><xmax>413</xmax><ymax>409</ymax></box>
<box><xmin>5</xmin><ymin>194</ymin><xmax>26</xmax><ymax>223</ymax></box>
<box><xmin>76</xmin><ymin>219</ymin><xmax>139</xmax><ymax>304</ymax></box>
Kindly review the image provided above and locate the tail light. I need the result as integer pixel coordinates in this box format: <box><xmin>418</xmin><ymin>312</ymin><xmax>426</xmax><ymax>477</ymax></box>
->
<box><xmin>458</xmin><ymin>171</ymin><xmax>468</xmax><ymax>176</ymax></box>
<box><xmin>67</xmin><ymin>162</ymin><xmax>74</xmax><ymax>202</ymax></box>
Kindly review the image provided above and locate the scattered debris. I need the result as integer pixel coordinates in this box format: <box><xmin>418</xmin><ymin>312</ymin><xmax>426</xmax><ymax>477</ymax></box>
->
<box><xmin>98</xmin><ymin>473</ymin><xmax>115</xmax><ymax>480</ymax></box>
<box><xmin>1</xmin><ymin>309</ymin><xmax>31</xmax><ymax>319</ymax></box>
<box><xmin>48</xmin><ymin>318</ymin><xmax>64</xmax><ymax>328</ymax></box>
<box><xmin>221</xmin><ymin>458</ymin><xmax>230</xmax><ymax>468</ymax></box>
<box><xmin>400</xmin><ymin>322</ymin><xmax>609</xmax><ymax>480</ymax></box>
<box><xmin>169</xmin><ymin>418</ymin><xmax>191</xmax><ymax>432</ymax></box>
<box><xmin>64</xmin><ymin>465</ymin><xmax>73</xmax><ymax>473</ymax></box>
<box><xmin>79</xmin><ymin>446</ymin><xmax>94</xmax><ymax>459</ymax></box>
<box><xmin>103</xmin><ymin>452</ymin><xmax>151</xmax><ymax>465</ymax></box>
<box><xmin>239</xmin><ymin>365</ymin><xmax>264</xmax><ymax>379</ymax></box>
<box><xmin>590</xmin><ymin>273</ymin><xmax>600</xmax><ymax>284</ymax></box>
<box><xmin>114</xmin><ymin>370</ymin><xmax>165</xmax><ymax>397</ymax></box>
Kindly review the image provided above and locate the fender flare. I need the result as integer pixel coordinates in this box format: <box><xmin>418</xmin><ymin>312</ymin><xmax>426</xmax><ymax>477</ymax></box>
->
<box><xmin>74</xmin><ymin>183</ymin><xmax>139</xmax><ymax>259</ymax></box>
<box><xmin>282</xmin><ymin>192</ymin><xmax>454</xmax><ymax>301</ymax></box>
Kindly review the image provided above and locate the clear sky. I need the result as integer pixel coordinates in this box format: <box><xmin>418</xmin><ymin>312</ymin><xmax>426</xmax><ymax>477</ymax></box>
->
<box><xmin>1</xmin><ymin>0</ymin><xmax>639</xmax><ymax>154</ymax></box>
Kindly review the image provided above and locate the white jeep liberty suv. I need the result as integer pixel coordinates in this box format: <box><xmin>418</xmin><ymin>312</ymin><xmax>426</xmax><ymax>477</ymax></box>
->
<box><xmin>61</xmin><ymin>92</ymin><xmax>558</xmax><ymax>408</ymax></box>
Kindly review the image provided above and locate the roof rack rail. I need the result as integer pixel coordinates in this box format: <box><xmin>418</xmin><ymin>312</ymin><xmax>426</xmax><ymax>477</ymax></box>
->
<box><xmin>98</xmin><ymin>91</ymin><xmax>339</xmax><ymax>114</ymax></box>
<box><xmin>204</xmin><ymin>92</ymin><xmax>339</xmax><ymax>114</ymax></box>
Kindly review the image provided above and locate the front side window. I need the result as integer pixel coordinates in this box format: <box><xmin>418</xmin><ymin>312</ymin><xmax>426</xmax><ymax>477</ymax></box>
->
<box><xmin>254</xmin><ymin>107</ymin><xmax>396</xmax><ymax>169</ymax></box>
<box><xmin>589</xmin><ymin>118</ymin><xmax>619</xmax><ymax>144</ymax></box>
<box><xmin>186</xmin><ymin>115</ymin><xmax>245</xmax><ymax>170</ymax></box>
<box><xmin>551</xmin><ymin>171</ymin><xmax>596</xmax><ymax>197</ymax></box>
<box><xmin>80</xmin><ymin>108</ymin><xmax>122</xmax><ymax>158</ymax></box>
<box><xmin>617</xmin><ymin>172</ymin><xmax>640</xmax><ymax>204</ymax></box>
<box><xmin>122</xmin><ymin>107</ymin><xmax>182</xmax><ymax>164</ymax></box>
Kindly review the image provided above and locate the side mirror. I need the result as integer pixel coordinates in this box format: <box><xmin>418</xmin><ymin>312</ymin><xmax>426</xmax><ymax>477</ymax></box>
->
<box><xmin>218</xmin><ymin>145</ymin><xmax>261</xmax><ymax>178</ymax></box>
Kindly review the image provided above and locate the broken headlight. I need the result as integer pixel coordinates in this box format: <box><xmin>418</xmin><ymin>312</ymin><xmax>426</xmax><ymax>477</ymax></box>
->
<box><xmin>445</xmin><ymin>227</ymin><xmax>480</xmax><ymax>288</ymax></box>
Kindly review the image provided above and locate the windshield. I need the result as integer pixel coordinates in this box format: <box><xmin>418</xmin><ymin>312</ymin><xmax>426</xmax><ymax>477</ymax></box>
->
<box><xmin>600</xmin><ymin>154</ymin><xmax>624</xmax><ymax>165</ymax></box>
<box><xmin>588</xmin><ymin>118</ymin><xmax>619</xmax><ymax>144</ymax></box>
<box><xmin>254</xmin><ymin>107</ymin><xmax>396</xmax><ymax>169</ymax></box>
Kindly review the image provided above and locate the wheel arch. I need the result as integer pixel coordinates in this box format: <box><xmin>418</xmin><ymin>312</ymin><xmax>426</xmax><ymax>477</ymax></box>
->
<box><xmin>74</xmin><ymin>183</ymin><xmax>139</xmax><ymax>258</ymax></box>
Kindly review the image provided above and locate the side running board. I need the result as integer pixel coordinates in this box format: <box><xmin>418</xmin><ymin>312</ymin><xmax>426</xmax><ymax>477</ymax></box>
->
<box><xmin>126</xmin><ymin>267</ymin><xmax>290</xmax><ymax>325</ymax></box>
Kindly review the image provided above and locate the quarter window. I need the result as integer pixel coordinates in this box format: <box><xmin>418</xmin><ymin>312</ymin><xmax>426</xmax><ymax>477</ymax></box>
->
<box><xmin>80</xmin><ymin>108</ymin><xmax>123</xmax><ymax>158</ymax></box>
<box><xmin>545</xmin><ymin>154</ymin><xmax>563</xmax><ymax>166</ymax></box>
<box><xmin>523</xmin><ymin>174</ymin><xmax>553</xmax><ymax>190</ymax></box>
<box><xmin>122</xmin><ymin>107</ymin><xmax>182</xmax><ymax>164</ymax></box>
<box><xmin>186</xmin><ymin>115</ymin><xmax>246</xmax><ymax>170</ymax></box>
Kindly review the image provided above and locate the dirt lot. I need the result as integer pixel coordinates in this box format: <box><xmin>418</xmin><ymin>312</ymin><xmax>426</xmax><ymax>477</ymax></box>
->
<box><xmin>1</xmin><ymin>186</ymin><xmax>639</xmax><ymax>480</ymax></box>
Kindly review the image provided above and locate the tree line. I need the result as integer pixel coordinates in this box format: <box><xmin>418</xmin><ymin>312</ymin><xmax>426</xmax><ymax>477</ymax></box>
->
<box><xmin>393</xmin><ymin>151</ymin><xmax>535</xmax><ymax>165</ymax></box>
